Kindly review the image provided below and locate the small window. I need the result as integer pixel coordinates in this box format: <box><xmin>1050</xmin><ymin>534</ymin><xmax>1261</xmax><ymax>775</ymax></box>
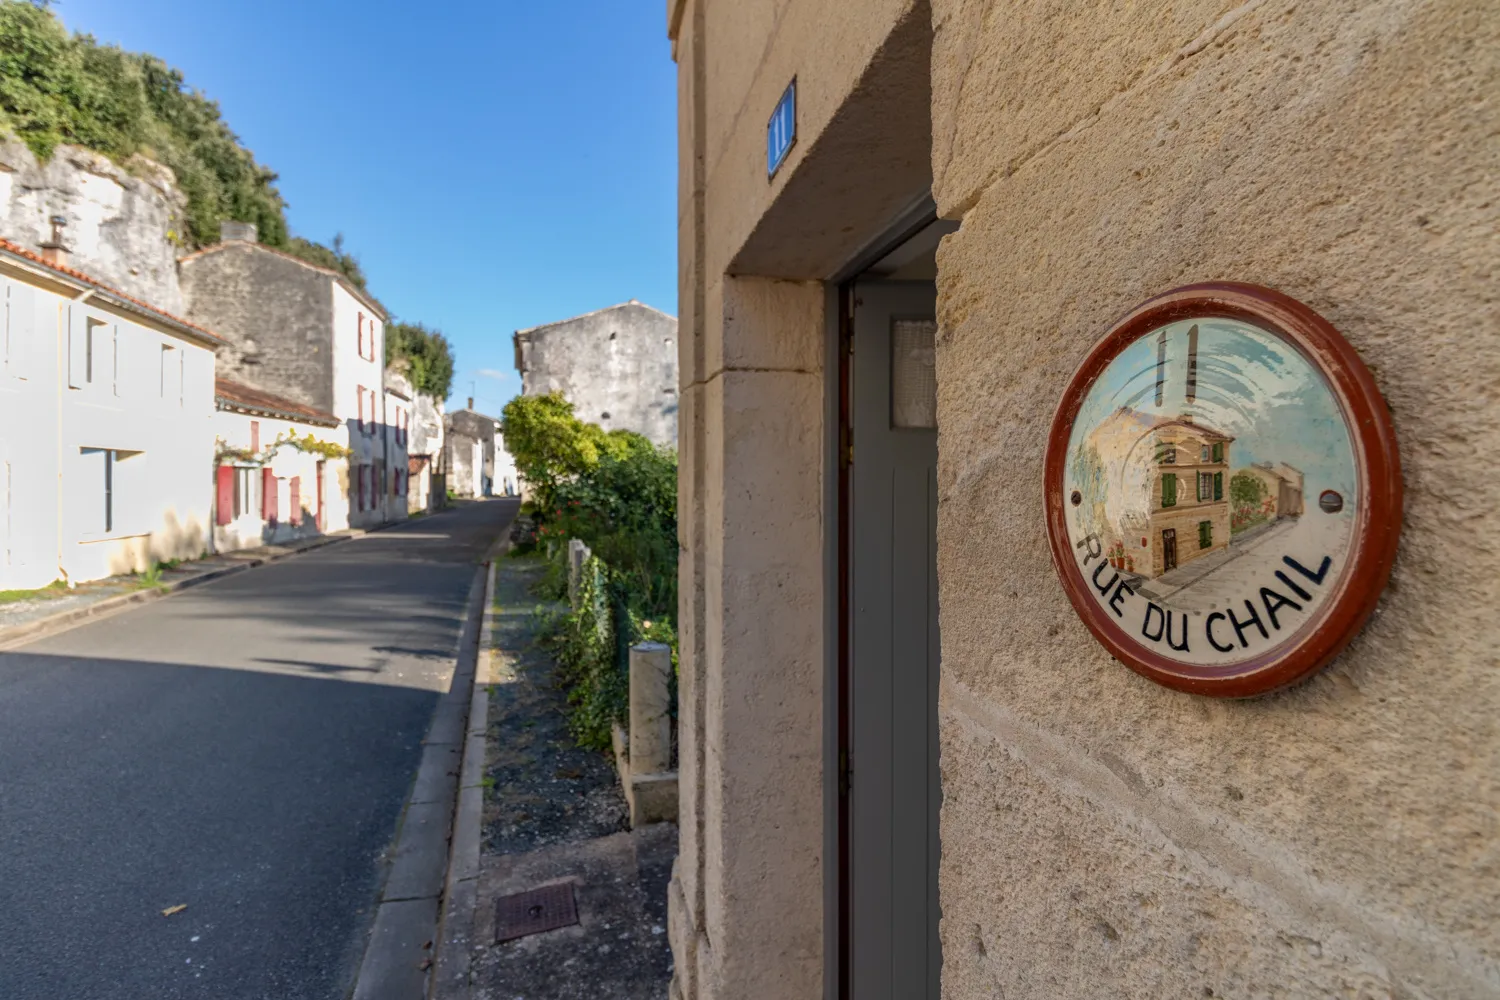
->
<box><xmin>80</xmin><ymin>448</ymin><xmax>142</xmax><ymax>535</ymax></box>
<box><xmin>160</xmin><ymin>344</ymin><xmax>182</xmax><ymax>403</ymax></box>
<box><xmin>1198</xmin><ymin>472</ymin><xmax>1213</xmax><ymax>501</ymax></box>
<box><xmin>1201</xmin><ymin>445</ymin><xmax>1210</xmax><ymax>462</ymax></box>
<box><xmin>1198</xmin><ymin>520</ymin><xmax>1213</xmax><ymax>549</ymax></box>
<box><xmin>233</xmin><ymin>466</ymin><xmax>260</xmax><ymax>520</ymax></box>
<box><xmin>1162</xmin><ymin>473</ymin><xmax>1178</xmax><ymax>508</ymax></box>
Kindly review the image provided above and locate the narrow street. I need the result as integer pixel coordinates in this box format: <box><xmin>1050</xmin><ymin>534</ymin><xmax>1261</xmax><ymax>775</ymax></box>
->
<box><xmin>0</xmin><ymin>499</ymin><xmax>517</xmax><ymax>1000</ymax></box>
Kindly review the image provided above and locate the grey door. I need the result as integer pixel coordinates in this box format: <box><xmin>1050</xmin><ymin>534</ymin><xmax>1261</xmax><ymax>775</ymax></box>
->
<box><xmin>849</xmin><ymin>280</ymin><xmax>941</xmax><ymax>1000</ymax></box>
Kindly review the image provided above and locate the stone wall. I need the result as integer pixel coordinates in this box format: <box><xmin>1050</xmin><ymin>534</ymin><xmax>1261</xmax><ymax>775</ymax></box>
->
<box><xmin>929</xmin><ymin>1</ymin><xmax>1499</xmax><ymax>997</ymax></box>
<box><xmin>0</xmin><ymin>136</ymin><xmax>185</xmax><ymax>314</ymax></box>
<box><xmin>514</xmin><ymin>301</ymin><xmax>679</xmax><ymax>448</ymax></box>
<box><xmin>446</xmin><ymin>409</ymin><xmax>498</xmax><ymax>497</ymax></box>
<box><xmin>671</xmin><ymin>0</ymin><xmax>1500</xmax><ymax>998</ymax></box>
<box><xmin>179</xmin><ymin>243</ymin><xmax>337</xmax><ymax>414</ymax></box>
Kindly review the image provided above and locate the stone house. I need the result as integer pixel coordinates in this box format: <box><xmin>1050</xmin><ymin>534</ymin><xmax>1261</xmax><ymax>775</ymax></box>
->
<box><xmin>1086</xmin><ymin>408</ymin><xmax>1232</xmax><ymax>579</ymax></box>
<box><xmin>665</xmin><ymin>3</ymin><xmax>1498</xmax><ymax>1000</ymax></box>
<box><xmin>0</xmin><ymin>238</ymin><xmax>217</xmax><ymax>588</ymax></box>
<box><xmin>513</xmin><ymin>300</ymin><xmax>679</xmax><ymax>447</ymax></box>
<box><xmin>212</xmin><ymin>378</ymin><xmax>342</xmax><ymax>551</ymax></box>
<box><xmin>179</xmin><ymin>222</ymin><xmax>399</xmax><ymax>531</ymax></box>
<box><xmin>445</xmin><ymin>406</ymin><xmax>501</xmax><ymax>499</ymax></box>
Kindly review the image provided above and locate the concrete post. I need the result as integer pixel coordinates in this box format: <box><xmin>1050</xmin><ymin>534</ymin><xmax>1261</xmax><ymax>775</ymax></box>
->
<box><xmin>629</xmin><ymin>642</ymin><xmax>673</xmax><ymax>774</ymax></box>
<box><xmin>567</xmin><ymin>538</ymin><xmax>590</xmax><ymax>609</ymax></box>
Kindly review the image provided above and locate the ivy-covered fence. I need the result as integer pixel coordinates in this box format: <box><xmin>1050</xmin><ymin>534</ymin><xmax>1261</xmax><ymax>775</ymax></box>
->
<box><xmin>503</xmin><ymin>393</ymin><xmax>678</xmax><ymax>752</ymax></box>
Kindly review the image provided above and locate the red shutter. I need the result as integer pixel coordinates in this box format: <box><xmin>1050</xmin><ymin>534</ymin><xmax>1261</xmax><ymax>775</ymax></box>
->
<box><xmin>357</xmin><ymin>312</ymin><xmax>365</xmax><ymax>359</ymax></box>
<box><xmin>357</xmin><ymin>386</ymin><xmax>365</xmax><ymax>433</ymax></box>
<box><xmin>250</xmin><ymin>420</ymin><xmax>260</xmax><ymax>453</ymax></box>
<box><xmin>262</xmin><ymin>467</ymin><xmax>277</xmax><ymax>523</ymax></box>
<box><xmin>216</xmin><ymin>466</ymin><xmax>233</xmax><ymax>526</ymax></box>
<box><xmin>289</xmin><ymin>476</ymin><xmax>301</xmax><ymax>525</ymax></box>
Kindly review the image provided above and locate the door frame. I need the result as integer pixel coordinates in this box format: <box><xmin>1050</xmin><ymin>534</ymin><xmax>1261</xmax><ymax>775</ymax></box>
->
<box><xmin>824</xmin><ymin>199</ymin><xmax>940</xmax><ymax>1000</ymax></box>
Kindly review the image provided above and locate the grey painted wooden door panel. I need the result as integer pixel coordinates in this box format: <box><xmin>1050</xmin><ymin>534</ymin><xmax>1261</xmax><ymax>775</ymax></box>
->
<box><xmin>849</xmin><ymin>280</ymin><xmax>941</xmax><ymax>1000</ymax></box>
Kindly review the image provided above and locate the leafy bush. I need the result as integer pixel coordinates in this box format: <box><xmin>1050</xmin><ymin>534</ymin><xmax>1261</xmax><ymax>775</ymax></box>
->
<box><xmin>0</xmin><ymin>0</ymin><xmax>362</xmax><ymax>280</ymax></box>
<box><xmin>385</xmin><ymin>321</ymin><xmax>455</xmax><ymax>399</ymax></box>
<box><xmin>503</xmin><ymin>392</ymin><xmax>679</xmax><ymax>748</ymax></box>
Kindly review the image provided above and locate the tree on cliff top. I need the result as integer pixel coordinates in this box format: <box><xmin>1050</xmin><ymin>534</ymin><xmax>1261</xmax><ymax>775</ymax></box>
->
<box><xmin>0</xmin><ymin>0</ymin><xmax>365</xmax><ymax>287</ymax></box>
<box><xmin>385</xmin><ymin>322</ymin><xmax>454</xmax><ymax>400</ymax></box>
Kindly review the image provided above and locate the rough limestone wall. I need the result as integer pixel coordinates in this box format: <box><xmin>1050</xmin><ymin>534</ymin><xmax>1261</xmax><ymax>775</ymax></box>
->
<box><xmin>517</xmin><ymin>302</ymin><xmax>680</xmax><ymax>448</ymax></box>
<box><xmin>0</xmin><ymin>136</ymin><xmax>184</xmax><ymax>314</ymax></box>
<box><xmin>930</xmin><ymin>1</ymin><xmax>1497</xmax><ymax>998</ymax></box>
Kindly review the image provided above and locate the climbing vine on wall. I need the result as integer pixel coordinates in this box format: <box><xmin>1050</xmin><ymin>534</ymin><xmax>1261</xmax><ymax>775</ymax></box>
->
<box><xmin>214</xmin><ymin>432</ymin><xmax>349</xmax><ymax>466</ymax></box>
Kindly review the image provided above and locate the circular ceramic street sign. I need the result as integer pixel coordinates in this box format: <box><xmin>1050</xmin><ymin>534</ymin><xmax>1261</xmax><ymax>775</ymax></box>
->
<box><xmin>1045</xmin><ymin>283</ymin><xmax>1401</xmax><ymax>697</ymax></box>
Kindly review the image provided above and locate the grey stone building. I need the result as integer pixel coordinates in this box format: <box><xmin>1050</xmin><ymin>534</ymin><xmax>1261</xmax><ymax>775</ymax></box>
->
<box><xmin>513</xmin><ymin>300</ymin><xmax>678</xmax><ymax>447</ymax></box>
<box><xmin>179</xmin><ymin>223</ymin><xmax>397</xmax><ymax>531</ymax></box>
<box><xmin>445</xmin><ymin>407</ymin><xmax>503</xmax><ymax>499</ymax></box>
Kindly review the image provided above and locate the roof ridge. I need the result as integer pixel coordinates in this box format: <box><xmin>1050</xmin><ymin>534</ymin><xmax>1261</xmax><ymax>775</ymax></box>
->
<box><xmin>179</xmin><ymin>241</ymin><xmax>388</xmax><ymax>319</ymax></box>
<box><xmin>514</xmin><ymin>299</ymin><xmax>676</xmax><ymax>336</ymax></box>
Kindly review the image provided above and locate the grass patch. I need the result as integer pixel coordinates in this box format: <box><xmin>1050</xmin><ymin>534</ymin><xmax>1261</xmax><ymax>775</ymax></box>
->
<box><xmin>0</xmin><ymin>580</ymin><xmax>69</xmax><ymax>605</ymax></box>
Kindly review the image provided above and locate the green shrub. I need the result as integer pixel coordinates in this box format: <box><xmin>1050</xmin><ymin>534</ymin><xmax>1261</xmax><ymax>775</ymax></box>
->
<box><xmin>505</xmin><ymin>392</ymin><xmax>679</xmax><ymax>748</ymax></box>
<box><xmin>0</xmin><ymin>0</ymin><xmax>363</xmax><ymax>281</ymax></box>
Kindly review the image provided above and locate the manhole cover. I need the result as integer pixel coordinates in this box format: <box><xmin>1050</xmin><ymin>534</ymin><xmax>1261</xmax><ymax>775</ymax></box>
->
<box><xmin>494</xmin><ymin>883</ymin><xmax>578</xmax><ymax>943</ymax></box>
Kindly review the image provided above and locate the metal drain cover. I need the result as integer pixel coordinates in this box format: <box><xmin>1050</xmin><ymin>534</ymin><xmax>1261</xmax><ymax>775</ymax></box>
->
<box><xmin>494</xmin><ymin>883</ymin><xmax>579</xmax><ymax>943</ymax></box>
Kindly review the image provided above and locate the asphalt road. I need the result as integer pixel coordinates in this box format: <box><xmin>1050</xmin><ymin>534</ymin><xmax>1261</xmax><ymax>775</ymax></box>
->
<box><xmin>0</xmin><ymin>499</ymin><xmax>517</xmax><ymax>1000</ymax></box>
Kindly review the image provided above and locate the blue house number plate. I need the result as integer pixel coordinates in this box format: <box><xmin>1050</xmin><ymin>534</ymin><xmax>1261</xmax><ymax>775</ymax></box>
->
<box><xmin>767</xmin><ymin>79</ymin><xmax>796</xmax><ymax>178</ymax></box>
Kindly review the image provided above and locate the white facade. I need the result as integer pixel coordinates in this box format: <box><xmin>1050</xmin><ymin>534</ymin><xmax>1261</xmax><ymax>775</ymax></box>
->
<box><xmin>0</xmin><ymin>246</ymin><xmax>216</xmax><ymax>589</ymax></box>
<box><xmin>495</xmin><ymin>431</ymin><xmax>519</xmax><ymax>497</ymax></box>
<box><xmin>330</xmin><ymin>283</ymin><xmax>394</xmax><ymax>529</ymax></box>
<box><xmin>211</xmin><ymin>390</ymin><xmax>345</xmax><ymax>553</ymax></box>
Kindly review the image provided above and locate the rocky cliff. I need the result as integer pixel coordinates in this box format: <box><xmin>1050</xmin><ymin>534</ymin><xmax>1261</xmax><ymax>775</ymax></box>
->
<box><xmin>0</xmin><ymin>136</ymin><xmax>185</xmax><ymax>314</ymax></box>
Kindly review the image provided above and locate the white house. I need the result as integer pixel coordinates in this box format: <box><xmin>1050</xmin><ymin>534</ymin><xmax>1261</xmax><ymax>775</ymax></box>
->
<box><xmin>381</xmin><ymin>369</ymin><xmax>412</xmax><ymax>523</ymax></box>
<box><xmin>179</xmin><ymin>223</ymin><xmax>401</xmax><ymax>532</ymax></box>
<box><xmin>399</xmin><ymin>370</ymin><xmax>446</xmax><ymax>514</ymax></box>
<box><xmin>0</xmin><ymin>238</ymin><xmax>218</xmax><ymax>589</ymax></box>
<box><xmin>212</xmin><ymin>378</ymin><xmax>344</xmax><ymax>552</ymax></box>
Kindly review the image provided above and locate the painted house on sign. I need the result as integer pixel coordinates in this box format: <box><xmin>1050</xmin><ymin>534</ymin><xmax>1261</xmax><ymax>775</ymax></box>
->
<box><xmin>0</xmin><ymin>237</ymin><xmax>217</xmax><ymax>588</ymax></box>
<box><xmin>212</xmin><ymin>378</ymin><xmax>342</xmax><ymax>551</ymax></box>
<box><xmin>1085</xmin><ymin>407</ymin><xmax>1232</xmax><ymax>579</ymax></box>
<box><xmin>179</xmin><ymin>222</ymin><xmax>405</xmax><ymax>532</ymax></box>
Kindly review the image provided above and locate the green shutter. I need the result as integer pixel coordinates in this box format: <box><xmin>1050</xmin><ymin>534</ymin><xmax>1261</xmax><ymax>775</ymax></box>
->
<box><xmin>1162</xmin><ymin>473</ymin><xmax>1177</xmax><ymax>508</ymax></box>
<box><xmin>1199</xmin><ymin>520</ymin><xmax>1212</xmax><ymax>549</ymax></box>
<box><xmin>1212</xmin><ymin>442</ymin><xmax>1224</xmax><ymax>463</ymax></box>
<box><xmin>1214</xmin><ymin>471</ymin><xmax>1223</xmax><ymax>500</ymax></box>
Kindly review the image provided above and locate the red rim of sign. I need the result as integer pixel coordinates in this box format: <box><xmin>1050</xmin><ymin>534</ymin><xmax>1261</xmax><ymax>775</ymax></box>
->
<box><xmin>1043</xmin><ymin>283</ymin><xmax>1402</xmax><ymax>698</ymax></box>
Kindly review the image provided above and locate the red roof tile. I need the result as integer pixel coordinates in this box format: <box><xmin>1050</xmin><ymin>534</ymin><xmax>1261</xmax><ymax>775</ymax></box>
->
<box><xmin>0</xmin><ymin>239</ymin><xmax>223</xmax><ymax>345</ymax></box>
<box><xmin>215</xmin><ymin>378</ymin><xmax>339</xmax><ymax>426</ymax></box>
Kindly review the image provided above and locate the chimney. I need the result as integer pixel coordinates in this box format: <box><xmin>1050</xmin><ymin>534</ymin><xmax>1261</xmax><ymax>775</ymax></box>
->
<box><xmin>39</xmin><ymin>215</ymin><xmax>70</xmax><ymax>268</ymax></box>
<box><xmin>467</xmin><ymin>397</ymin><xmax>474</xmax><ymax>410</ymax></box>
<box><xmin>220</xmin><ymin>220</ymin><xmax>258</xmax><ymax>244</ymax></box>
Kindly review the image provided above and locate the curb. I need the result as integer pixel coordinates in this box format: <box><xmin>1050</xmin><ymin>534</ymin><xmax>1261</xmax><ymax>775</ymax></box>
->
<box><xmin>0</xmin><ymin>531</ymin><xmax>359</xmax><ymax>651</ymax></box>
<box><xmin>351</xmin><ymin>560</ymin><xmax>492</xmax><ymax>1000</ymax></box>
<box><xmin>429</xmin><ymin>559</ymin><xmax>496</xmax><ymax>1000</ymax></box>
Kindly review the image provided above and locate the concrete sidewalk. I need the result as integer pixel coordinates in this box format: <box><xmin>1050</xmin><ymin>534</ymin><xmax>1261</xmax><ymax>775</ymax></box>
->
<box><xmin>0</xmin><ymin>530</ymin><xmax>372</xmax><ymax>648</ymax></box>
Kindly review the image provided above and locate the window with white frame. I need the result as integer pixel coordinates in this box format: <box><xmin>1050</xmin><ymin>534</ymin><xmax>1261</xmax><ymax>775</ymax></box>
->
<box><xmin>79</xmin><ymin>448</ymin><xmax>143</xmax><ymax>535</ymax></box>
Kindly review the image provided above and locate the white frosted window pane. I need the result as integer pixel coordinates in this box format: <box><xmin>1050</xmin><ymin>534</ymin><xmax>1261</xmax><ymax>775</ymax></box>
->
<box><xmin>892</xmin><ymin>318</ymin><xmax>937</xmax><ymax>429</ymax></box>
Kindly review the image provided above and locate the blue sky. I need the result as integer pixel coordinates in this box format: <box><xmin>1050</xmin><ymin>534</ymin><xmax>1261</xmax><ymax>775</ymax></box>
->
<box><xmin>52</xmin><ymin>0</ymin><xmax>678</xmax><ymax>414</ymax></box>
